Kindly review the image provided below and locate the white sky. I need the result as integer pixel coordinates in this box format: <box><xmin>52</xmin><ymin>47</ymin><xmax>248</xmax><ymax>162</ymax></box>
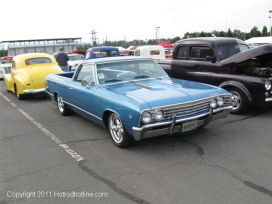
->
<box><xmin>0</xmin><ymin>0</ymin><xmax>271</xmax><ymax>43</ymax></box>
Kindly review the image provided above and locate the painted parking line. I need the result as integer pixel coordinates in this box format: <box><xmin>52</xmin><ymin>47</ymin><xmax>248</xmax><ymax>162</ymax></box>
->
<box><xmin>0</xmin><ymin>92</ymin><xmax>84</xmax><ymax>161</ymax></box>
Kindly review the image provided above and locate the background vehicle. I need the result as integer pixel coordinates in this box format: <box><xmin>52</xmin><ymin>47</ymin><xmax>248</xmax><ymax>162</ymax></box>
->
<box><xmin>134</xmin><ymin>45</ymin><xmax>166</xmax><ymax>61</ymax></box>
<box><xmin>85</xmin><ymin>46</ymin><xmax>120</xmax><ymax>60</ymax></box>
<box><xmin>163</xmin><ymin>37</ymin><xmax>272</xmax><ymax>114</ymax></box>
<box><xmin>4</xmin><ymin>53</ymin><xmax>62</xmax><ymax>99</ymax></box>
<box><xmin>45</xmin><ymin>56</ymin><xmax>233</xmax><ymax>148</ymax></box>
<box><xmin>67</xmin><ymin>53</ymin><xmax>84</xmax><ymax>71</ymax></box>
<box><xmin>0</xmin><ymin>63</ymin><xmax>11</xmax><ymax>79</ymax></box>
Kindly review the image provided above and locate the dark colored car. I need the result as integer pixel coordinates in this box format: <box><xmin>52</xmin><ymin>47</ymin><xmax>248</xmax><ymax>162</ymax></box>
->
<box><xmin>169</xmin><ymin>37</ymin><xmax>272</xmax><ymax>114</ymax></box>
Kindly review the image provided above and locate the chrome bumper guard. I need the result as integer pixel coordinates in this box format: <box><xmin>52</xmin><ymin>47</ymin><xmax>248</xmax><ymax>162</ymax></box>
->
<box><xmin>23</xmin><ymin>88</ymin><xmax>45</xmax><ymax>94</ymax></box>
<box><xmin>132</xmin><ymin>106</ymin><xmax>232</xmax><ymax>141</ymax></box>
<box><xmin>265</xmin><ymin>97</ymin><xmax>272</xmax><ymax>102</ymax></box>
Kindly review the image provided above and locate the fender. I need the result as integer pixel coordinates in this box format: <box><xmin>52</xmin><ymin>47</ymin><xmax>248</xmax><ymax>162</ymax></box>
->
<box><xmin>219</xmin><ymin>81</ymin><xmax>252</xmax><ymax>103</ymax></box>
<box><xmin>3</xmin><ymin>74</ymin><xmax>13</xmax><ymax>92</ymax></box>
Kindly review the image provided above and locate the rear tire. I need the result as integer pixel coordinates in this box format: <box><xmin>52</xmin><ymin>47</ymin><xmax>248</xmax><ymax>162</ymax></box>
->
<box><xmin>14</xmin><ymin>84</ymin><xmax>25</xmax><ymax>100</ymax></box>
<box><xmin>108</xmin><ymin>113</ymin><xmax>135</xmax><ymax>148</ymax></box>
<box><xmin>56</xmin><ymin>94</ymin><xmax>71</xmax><ymax>116</ymax></box>
<box><xmin>226</xmin><ymin>87</ymin><xmax>248</xmax><ymax>114</ymax></box>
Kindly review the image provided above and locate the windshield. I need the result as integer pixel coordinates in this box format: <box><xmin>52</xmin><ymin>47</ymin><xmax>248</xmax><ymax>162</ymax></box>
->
<box><xmin>96</xmin><ymin>60</ymin><xmax>168</xmax><ymax>84</ymax></box>
<box><xmin>217</xmin><ymin>44</ymin><xmax>250</xmax><ymax>60</ymax></box>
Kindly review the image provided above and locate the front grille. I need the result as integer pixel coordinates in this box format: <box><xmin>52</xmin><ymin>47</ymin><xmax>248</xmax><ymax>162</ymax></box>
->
<box><xmin>163</xmin><ymin>98</ymin><xmax>211</xmax><ymax>118</ymax></box>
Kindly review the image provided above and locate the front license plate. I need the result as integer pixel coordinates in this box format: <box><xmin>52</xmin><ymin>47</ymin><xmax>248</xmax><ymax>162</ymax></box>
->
<box><xmin>181</xmin><ymin>120</ymin><xmax>197</xmax><ymax>133</ymax></box>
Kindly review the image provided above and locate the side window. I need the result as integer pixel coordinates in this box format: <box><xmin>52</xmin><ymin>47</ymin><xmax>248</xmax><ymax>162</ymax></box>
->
<box><xmin>75</xmin><ymin>65</ymin><xmax>93</xmax><ymax>82</ymax></box>
<box><xmin>135</xmin><ymin>50</ymin><xmax>140</xmax><ymax>56</ymax></box>
<box><xmin>176</xmin><ymin>46</ymin><xmax>187</xmax><ymax>58</ymax></box>
<box><xmin>189</xmin><ymin>46</ymin><xmax>214</xmax><ymax>60</ymax></box>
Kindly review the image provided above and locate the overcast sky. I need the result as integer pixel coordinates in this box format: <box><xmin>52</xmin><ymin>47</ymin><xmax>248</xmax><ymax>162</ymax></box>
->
<box><xmin>1</xmin><ymin>0</ymin><xmax>271</xmax><ymax>43</ymax></box>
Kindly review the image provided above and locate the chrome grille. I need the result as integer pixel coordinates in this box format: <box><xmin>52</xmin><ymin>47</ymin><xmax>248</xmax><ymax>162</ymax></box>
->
<box><xmin>163</xmin><ymin>98</ymin><xmax>211</xmax><ymax>118</ymax></box>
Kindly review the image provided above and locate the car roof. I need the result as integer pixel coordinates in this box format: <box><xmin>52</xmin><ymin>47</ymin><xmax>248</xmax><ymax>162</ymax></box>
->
<box><xmin>175</xmin><ymin>37</ymin><xmax>247</xmax><ymax>46</ymax></box>
<box><xmin>82</xmin><ymin>56</ymin><xmax>153</xmax><ymax>65</ymax></box>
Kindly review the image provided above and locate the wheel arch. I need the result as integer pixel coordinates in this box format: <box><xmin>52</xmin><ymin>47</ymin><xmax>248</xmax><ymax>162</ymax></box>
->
<box><xmin>219</xmin><ymin>81</ymin><xmax>252</xmax><ymax>103</ymax></box>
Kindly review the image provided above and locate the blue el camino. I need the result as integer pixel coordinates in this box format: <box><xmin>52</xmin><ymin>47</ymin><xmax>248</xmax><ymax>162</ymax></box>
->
<box><xmin>45</xmin><ymin>56</ymin><xmax>233</xmax><ymax>148</ymax></box>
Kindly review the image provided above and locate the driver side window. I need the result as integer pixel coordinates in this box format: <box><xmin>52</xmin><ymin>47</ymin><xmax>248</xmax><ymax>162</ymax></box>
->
<box><xmin>75</xmin><ymin>65</ymin><xmax>94</xmax><ymax>83</ymax></box>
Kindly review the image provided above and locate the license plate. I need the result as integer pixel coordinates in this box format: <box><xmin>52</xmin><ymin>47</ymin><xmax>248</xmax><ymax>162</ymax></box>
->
<box><xmin>181</xmin><ymin>120</ymin><xmax>197</xmax><ymax>132</ymax></box>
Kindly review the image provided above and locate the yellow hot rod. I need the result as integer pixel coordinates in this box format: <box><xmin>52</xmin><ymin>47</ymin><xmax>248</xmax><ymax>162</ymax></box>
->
<box><xmin>4</xmin><ymin>53</ymin><xmax>62</xmax><ymax>100</ymax></box>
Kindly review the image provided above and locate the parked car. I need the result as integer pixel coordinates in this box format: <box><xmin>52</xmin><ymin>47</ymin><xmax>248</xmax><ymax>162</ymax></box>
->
<box><xmin>134</xmin><ymin>45</ymin><xmax>166</xmax><ymax>61</ymax></box>
<box><xmin>162</xmin><ymin>37</ymin><xmax>272</xmax><ymax>114</ymax></box>
<box><xmin>68</xmin><ymin>53</ymin><xmax>84</xmax><ymax>71</ymax></box>
<box><xmin>85</xmin><ymin>46</ymin><xmax>120</xmax><ymax>60</ymax></box>
<box><xmin>45</xmin><ymin>56</ymin><xmax>233</xmax><ymax>148</ymax></box>
<box><xmin>0</xmin><ymin>63</ymin><xmax>11</xmax><ymax>79</ymax></box>
<box><xmin>0</xmin><ymin>56</ymin><xmax>13</xmax><ymax>64</ymax></box>
<box><xmin>4</xmin><ymin>53</ymin><xmax>62</xmax><ymax>99</ymax></box>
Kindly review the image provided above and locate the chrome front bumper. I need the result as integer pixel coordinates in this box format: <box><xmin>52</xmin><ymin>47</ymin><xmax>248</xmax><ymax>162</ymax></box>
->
<box><xmin>132</xmin><ymin>106</ymin><xmax>232</xmax><ymax>141</ymax></box>
<box><xmin>23</xmin><ymin>88</ymin><xmax>45</xmax><ymax>94</ymax></box>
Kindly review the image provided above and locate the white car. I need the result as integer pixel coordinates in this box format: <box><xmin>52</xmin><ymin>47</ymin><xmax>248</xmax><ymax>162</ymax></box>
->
<box><xmin>68</xmin><ymin>54</ymin><xmax>84</xmax><ymax>71</ymax></box>
<box><xmin>0</xmin><ymin>63</ymin><xmax>11</xmax><ymax>79</ymax></box>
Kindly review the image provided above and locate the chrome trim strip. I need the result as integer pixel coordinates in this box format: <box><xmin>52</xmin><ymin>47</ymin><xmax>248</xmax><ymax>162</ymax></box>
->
<box><xmin>63</xmin><ymin>100</ymin><xmax>103</xmax><ymax>121</ymax></box>
<box><xmin>265</xmin><ymin>97</ymin><xmax>272</xmax><ymax>102</ymax></box>
<box><xmin>23</xmin><ymin>88</ymin><xmax>45</xmax><ymax>94</ymax></box>
<box><xmin>46</xmin><ymin>91</ymin><xmax>54</xmax><ymax>97</ymax></box>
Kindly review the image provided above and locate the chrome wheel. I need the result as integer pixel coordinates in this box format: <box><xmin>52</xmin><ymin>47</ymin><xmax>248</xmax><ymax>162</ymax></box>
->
<box><xmin>57</xmin><ymin>94</ymin><xmax>64</xmax><ymax>113</ymax></box>
<box><xmin>230</xmin><ymin>90</ymin><xmax>241</xmax><ymax>111</ymax></box>
<box><xmin>56</xmin><ymin>94</ymin><xmax>71</xmax><ymax>116</ymax></box>
<box><xmin>109</xmin><ymin>113</ymin><xmax>124</xmax><ymax>144</ymax></box>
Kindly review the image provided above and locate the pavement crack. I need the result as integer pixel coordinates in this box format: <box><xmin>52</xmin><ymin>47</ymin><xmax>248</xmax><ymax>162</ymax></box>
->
<box><xmin>78</xmin><ymin>160</ymin><xmax>150</xmax><ymax>204</ymax></box>
<box><xmin>179</xmin><ymin>138</ymin><xmax>204</xmax><ymax>156</ymax></box>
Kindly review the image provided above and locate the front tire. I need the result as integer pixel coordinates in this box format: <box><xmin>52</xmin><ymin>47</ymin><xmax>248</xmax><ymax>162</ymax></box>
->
<box><xmin>57</xmin><ymin>94</ymin><xmax>71</xmax><ymax>116</ymax></box>
<box><xmin>226</xmin><ymin>87</ymin><xmax>248</xmax><ymax>114</ymax></box>
<box><xmin>108</xmin><ymin>113</ymin><xmax>135</xmax><ymax>148</ymax></box>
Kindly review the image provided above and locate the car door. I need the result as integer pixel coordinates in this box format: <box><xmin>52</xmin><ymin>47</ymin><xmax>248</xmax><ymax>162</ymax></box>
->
<box><xmin>69</xmin><ymin>64</ymin><xmax>96</xmax><ymax>119</ymax></box>
<box><xmin>185</xmin><ymin>46</ymin><xmax>216</xmax><ymax>84</ymax></box>
<box><xmin>170</xmin><ymin>45</ymin><xmax>187</xmax><ymax>79</ymax></box>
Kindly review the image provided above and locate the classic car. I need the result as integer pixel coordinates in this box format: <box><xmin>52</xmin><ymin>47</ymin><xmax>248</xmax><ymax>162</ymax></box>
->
<box><xmin>0</xmin><ymin>56</ymin><xmax>13</xmax><ymax>64</ymax></box>
<box><xmin>4</xmin><ymin>53</ymin><xmax>62</xmax><ymax>100</ymax></box>
<box><xmin>134</xmin><ymin>45</ymin><xmax>166</xmax><ymax>61</ymax></box>
<box><xmin>85</xmin><ymin>46</ymin><xmax>121</xmax><ymax>60</ymax></box>
<box><xmin>161</xmin><ymin>37</ymin><xmax>272</xmax><ymax>114</ymax></box>
<box><xmin>45</xmin><ymin>56</ymin><xmax>233</xmax><ymax>148</ymax></box>
<box><xmin>0</xmin><ymin>63</ymin><xmax>11</xmax><ymax>79</ymax></box>
<box><xmin>67</xmin><ymin>53</ymin><xmax>84</xmax><ymax>71</ymax></box>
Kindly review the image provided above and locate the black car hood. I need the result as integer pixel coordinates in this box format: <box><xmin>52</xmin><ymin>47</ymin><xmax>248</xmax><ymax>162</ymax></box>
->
<box><xmin>221</xmin><ymin>44</ymin><xmax>272</xmax><ymax>66</ymax></box>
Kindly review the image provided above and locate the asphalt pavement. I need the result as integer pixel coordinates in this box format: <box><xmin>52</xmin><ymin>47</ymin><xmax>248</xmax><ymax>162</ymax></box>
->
<box><xmin>0</xmin><ymin>80</ymin><xmax>272</xmax><ymax>204</ymax></box>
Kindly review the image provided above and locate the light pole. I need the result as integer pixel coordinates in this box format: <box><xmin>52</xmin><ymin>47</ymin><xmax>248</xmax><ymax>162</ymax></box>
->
<box><xmin>155</xmin><ymin>26</ymin><xmax>160</xmax><ymax>43</ymax></box>
<box><xmin>269</xmin><ymin>10</ymin><xmax>272</xmax><ymax>36</ymax></box>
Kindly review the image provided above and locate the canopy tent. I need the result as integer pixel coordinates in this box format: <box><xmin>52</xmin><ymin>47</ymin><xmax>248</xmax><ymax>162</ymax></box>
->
<box><xmin>157</xmin><ymin>42</ymin><xmax>173</xmax><ymax>48</ymax></box>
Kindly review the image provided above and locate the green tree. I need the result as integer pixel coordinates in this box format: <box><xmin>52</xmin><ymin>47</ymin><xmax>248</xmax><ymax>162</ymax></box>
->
<box><xmin>261</xmin><ymin>26</ymin><xmax>268</xmax><ymax>36</ymax></box>
<box><xmin>250</xmin><ymin>26</ymin><xmax>261</xmax><ymax>37</ymax></box>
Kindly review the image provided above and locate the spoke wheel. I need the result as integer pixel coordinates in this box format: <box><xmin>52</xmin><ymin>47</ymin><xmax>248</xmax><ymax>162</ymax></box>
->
<box><xmin>57</xmin><ymin>94</ymin><xmax>71</xmax><ymax>116</ymax></box>
<box><xmin>108</xmin><ymin>113</ymin><xmax>135</xmax><ymax>148</ymax></box>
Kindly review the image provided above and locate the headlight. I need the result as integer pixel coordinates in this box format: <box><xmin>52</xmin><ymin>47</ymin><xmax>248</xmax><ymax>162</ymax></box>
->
<box><xmin>154</xmin><ymin>109</ymin><xmax>164</xmax><ymax>121</ymax></box>
<box><xmin>217</xmin><ymin>97</ymin><xmax>224</xmax><ymax>106</ymax></box>
<box><xmin>265</xmin><ymin>80</ymin><xmax>271</xmax><ymax>90</ymax></box>
<box><xmin>210</xmin><ymin>99</ymin><xmax>217</xmax><ymax>108</ymax></box>
<box><xmin>141</xmin><ymin>111</ymin><xmax>152</xmax><ymax>123</ymax></box>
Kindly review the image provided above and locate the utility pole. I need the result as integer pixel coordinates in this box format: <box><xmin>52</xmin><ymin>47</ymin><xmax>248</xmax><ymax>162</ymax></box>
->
<box><xmin>155</xmin><ymin>26</ymin><xmax>160</xmax><ymax>43</ymax></box>
<box><xmin>90</xmin><ymin>30</ymin><xmax>98</xmax><ymax>46</ymax></box>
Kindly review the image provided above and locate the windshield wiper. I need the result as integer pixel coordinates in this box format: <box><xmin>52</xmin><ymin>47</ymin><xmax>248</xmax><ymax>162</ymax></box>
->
<box><xmin>104</xmin><ymin>79</ymin><xmax>123</xmax><ymax>83</ymax></box>
<box><xmin>133</xmin><ymin>75</ymin><xmax>150</xmax><ymax>78</ymax></box>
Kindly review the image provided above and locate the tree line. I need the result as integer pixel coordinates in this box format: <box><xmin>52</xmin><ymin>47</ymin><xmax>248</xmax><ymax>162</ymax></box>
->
<box><xmin>77</xmin><ymin>25</ymin><xmax>271</xmax><ymax>50</ymax></box>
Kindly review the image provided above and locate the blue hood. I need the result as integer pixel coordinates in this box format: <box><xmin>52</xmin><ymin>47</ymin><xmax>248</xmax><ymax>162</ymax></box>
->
<box><xmin>105</xmin><ymin>78</ymin><xmax>224</xmax><ymax>108</ymax></box>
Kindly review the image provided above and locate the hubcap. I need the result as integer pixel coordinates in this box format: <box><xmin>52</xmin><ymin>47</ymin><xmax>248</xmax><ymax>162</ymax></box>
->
<box><xmin>109</xmin><ymin>114</ymin><xmax>124</xmax><ymax>144</ymax></box>
<box><xmin>57</xmin><ymin>95</ymin><xmax>64</xmax><ymax>113</ymax></box>
<box><xmin>230</xmin><ymin>91</ymin><xmax>241</xmax><ymax>110</ymax></box>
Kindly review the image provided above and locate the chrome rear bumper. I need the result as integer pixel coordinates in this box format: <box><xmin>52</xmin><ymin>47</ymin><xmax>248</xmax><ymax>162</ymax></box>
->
<box><xmin>23</xmin><ymin>88</ymin><xmax>45</xmax><ymax>94</ymax></box>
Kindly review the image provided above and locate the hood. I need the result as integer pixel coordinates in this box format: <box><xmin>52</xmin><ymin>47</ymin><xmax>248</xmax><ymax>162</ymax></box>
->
<box><xmin>105</xmin><ymin>78</ymin><xmax>224</xmax><ymax>108</ymax></box>
<box><xmin>27</xmin><ymin>65</ymin><xmax>62</xmax><ymax>88</ymax></box>
<box><xmin>221</xmin><ymin>44</ymin><xmax>272</xmax><ymax>66</ymax></box>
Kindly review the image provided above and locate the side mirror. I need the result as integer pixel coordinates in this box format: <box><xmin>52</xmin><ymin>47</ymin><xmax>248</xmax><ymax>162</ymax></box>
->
<box><xmin>81</xmin><ymin>80</ymin><xmax>88</xmax><ymax>86</ymax></box>
<box><xmin>206</xmin><ymin>56</ymin><xmax>216</xmax><ymax>63</ymax></box>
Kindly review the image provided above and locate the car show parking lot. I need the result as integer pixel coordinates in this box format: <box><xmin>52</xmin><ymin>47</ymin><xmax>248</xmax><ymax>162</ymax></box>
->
<box><xmin>0</xmin><ymin>80</ymin><xmax>272</xmax><ymax>204</ymax></box>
